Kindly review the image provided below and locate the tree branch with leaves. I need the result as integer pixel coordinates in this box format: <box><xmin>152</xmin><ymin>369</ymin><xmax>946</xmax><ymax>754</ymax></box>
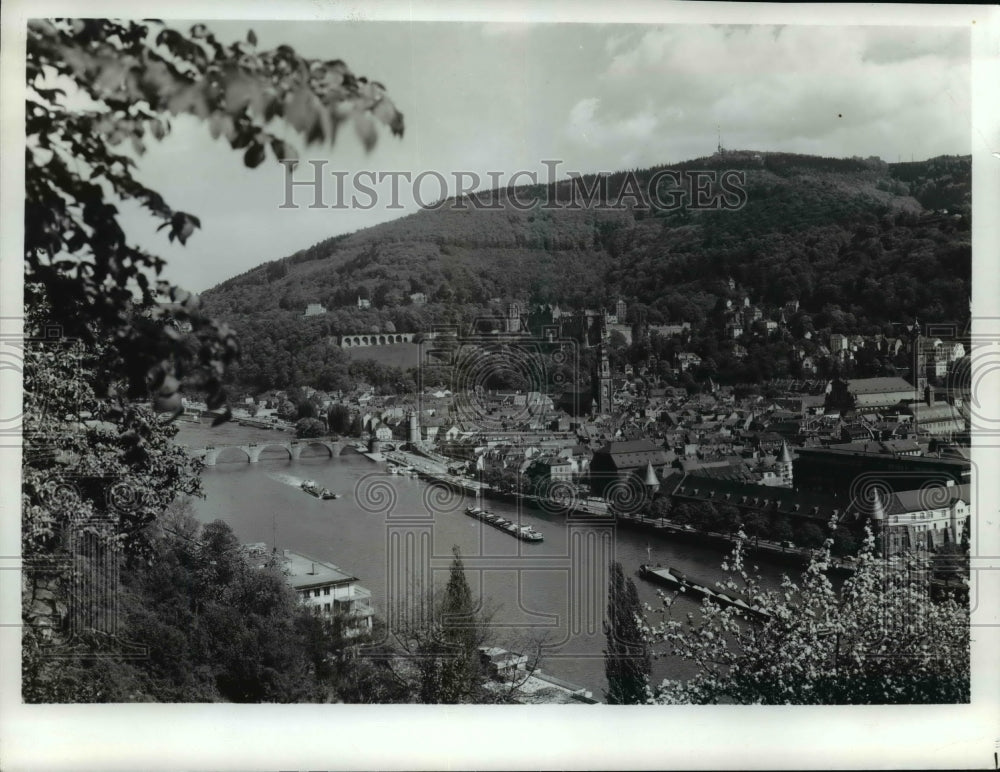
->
<box><xmin>25</xmin><ymin>17</ymin><xmax>404</xmax><ymax>418</ymax></box>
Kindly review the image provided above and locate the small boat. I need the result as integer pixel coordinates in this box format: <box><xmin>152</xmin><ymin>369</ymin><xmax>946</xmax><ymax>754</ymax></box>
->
<box><xmin>301</xmin><ymin>480</ymin><xmax>339</xmax><ymax>500</ymax></box>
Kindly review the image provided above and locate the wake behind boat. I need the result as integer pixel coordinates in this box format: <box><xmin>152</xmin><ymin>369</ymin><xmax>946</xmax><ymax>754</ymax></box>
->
<box><xmin>301</xmin><ymin>479</ymin><xmax>340</xmax><ymax>500</ymax></box>
<box><xmin>465</xmin><ymin>506</ymin><xmax>543</xmax><ymax>543</ymax></box>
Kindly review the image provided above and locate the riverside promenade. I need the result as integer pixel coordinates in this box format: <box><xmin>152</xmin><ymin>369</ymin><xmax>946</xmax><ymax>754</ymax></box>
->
<box><xmin>379</xmin><ymin>448</ymin><xmax>610</xmax><ymax>516</ymax></box>
<box><xmin>376</xmin><ymin>447</ymin><xmax>855</xmax><ymax>573</ymax></box>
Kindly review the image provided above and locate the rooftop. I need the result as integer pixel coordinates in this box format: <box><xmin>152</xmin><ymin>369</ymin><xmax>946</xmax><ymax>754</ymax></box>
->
<box><xmin>845</xmin><ymin>377</ymin><xmax>914</xmax><ymax>394</ymax></box>
<box><xmin>884</xmin><ymin>484</ymin><xmax>970</xmax><ymax>515</ymax></box>
<box><xmin>281</xmin><ymin>549</ymin><xmax>358</xmax><ymax>589</ymax></box>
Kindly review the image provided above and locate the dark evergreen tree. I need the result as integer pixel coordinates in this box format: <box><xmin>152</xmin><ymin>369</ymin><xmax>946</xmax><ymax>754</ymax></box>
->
<box><xmin>603</xmin><ymin>561</ymin><xmax>651</xmax><ymax>704</ymax></box>
<box><xmin>417</xmin><ymin>546</ymin><xmax>487</xmax><ymax>704</ymax></box>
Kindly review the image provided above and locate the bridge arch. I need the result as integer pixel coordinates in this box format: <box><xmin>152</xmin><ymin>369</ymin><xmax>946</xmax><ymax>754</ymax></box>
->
<box><xmin>212</xmin><ymin>446</ymin><xmax>252</xmax><ymax>464</ymax></box>
<box><xmin>296</xmin><ymin>440</ymin><xmax>335</xmax><ymax>459</ymax></box>
<box><xmin>378</xmin><ymin>335</ymin><xmax>386</xmax><ymax>345</ymax></box>
<box><xmin>251</xmin><ymin>443</ymin><xmax>294</xmax><ymax>463</ymax></box>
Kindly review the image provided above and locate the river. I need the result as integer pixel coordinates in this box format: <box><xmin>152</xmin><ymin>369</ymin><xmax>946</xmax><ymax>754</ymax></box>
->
<box><xmin>174</xmin><ymin>422</ymin><xmax>790</xmax><ymax>698</ymax></box>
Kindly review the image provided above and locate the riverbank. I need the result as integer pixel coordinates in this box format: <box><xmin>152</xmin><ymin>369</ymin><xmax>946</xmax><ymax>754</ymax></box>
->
<box><xmin>375</xmin><ymin>447</ymin><xmax>855</xmax><ymax>575</ymax></box>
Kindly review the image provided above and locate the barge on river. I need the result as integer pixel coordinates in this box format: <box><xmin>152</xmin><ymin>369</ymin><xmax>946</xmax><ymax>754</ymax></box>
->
<box><xmin>639</xmin><ymin>564</ymin><xmax>769</xmax><ymax>618</ymax></box>
<box><xmin>301</xmin><ymin>480</ymin><xmax>340</xmax><ymax>500</ymax></box>
<box><xmin>465</xmin><ymin>506</ymin><xmax>543</xmax><ymax>543</ymax></box>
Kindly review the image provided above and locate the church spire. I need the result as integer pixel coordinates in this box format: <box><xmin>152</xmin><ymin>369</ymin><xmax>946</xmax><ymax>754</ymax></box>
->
<box><xmin>644</xmin><ymin>460</ymin><xmax>660</xmax><ymax>489</ymax></box>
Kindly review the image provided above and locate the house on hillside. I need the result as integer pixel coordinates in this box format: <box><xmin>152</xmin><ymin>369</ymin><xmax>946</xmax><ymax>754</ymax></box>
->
<box><xmin>280</xmin><ymin>550</ymin><xmax>374</xmax><ymax>637</ymax></box>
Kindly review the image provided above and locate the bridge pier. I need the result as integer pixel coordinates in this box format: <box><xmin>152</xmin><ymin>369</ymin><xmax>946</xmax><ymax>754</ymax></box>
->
<box><xmin>192</xmin><ymin>440</ymin><xmax>345</xmax><ymax>464</ymax></box>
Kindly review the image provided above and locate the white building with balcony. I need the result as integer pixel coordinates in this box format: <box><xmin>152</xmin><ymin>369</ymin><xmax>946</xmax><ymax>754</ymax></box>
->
<box><xmin>282</xmin><ymin>549</ymin><xmax>374</xmax><ymax>636</ymax></box>
<box><xmin>872</xmin><ymin>482</ymin><xmax>970</xmax><ymax>555</ymax></box>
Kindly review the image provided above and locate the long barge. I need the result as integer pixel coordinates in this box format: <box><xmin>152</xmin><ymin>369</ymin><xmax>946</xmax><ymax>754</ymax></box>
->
<box><xmin>465</xmin><ymin>506</ymin><xmax>543</xmax><ymax>543</ymax></box>
<box><xmin>639</xmin><ymin>564</ymin><xmax>769</xmax><ymax>619</ymax></box>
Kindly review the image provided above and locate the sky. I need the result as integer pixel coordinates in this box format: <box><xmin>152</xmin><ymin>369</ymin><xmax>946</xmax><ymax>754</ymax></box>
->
<box><xmin>115</xmin><ymin>21</ymin><xmax>973</xmax><ymax>292</ymax></box>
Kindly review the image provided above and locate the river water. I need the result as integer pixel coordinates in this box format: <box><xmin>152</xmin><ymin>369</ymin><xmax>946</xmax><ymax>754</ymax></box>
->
<box><xmin>174</xmin><ymin>423</ymin><xmax>789</xmax><ymax>697</ymax></box>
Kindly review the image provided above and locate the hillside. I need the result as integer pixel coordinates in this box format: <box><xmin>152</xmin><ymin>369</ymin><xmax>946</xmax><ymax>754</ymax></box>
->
<box><xmin>200</xmin><ymin>151</ymin><xmax>971</xmax><ymax>394</ymax></box>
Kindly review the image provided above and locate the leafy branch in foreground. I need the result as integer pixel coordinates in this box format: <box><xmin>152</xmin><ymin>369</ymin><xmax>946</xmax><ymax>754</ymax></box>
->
<box><xmin>643</xmin><ymin>527</ymin><xmax>969</xmax><ymax>704</ymax></box>
<box><xmin>25</xmin><ymin>18</ymin><xmax>404</xmax><ymax>415</ymax></box>
<box><xmin>21</xmin><ymin>18</ymin><xmax>405</xmax><ymax>696</ymax></box>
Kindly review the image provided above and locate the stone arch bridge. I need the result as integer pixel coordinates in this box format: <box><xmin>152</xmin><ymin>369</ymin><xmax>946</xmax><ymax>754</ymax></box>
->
<box><xmin>337</xmin><ymin>331</ymin><xmax>439</xmax><ymax>349</ymax></box>
<box><xmin>190</xmin><ymin>439</ymin><xmax>349</xmax><ymax>466</ymax></box>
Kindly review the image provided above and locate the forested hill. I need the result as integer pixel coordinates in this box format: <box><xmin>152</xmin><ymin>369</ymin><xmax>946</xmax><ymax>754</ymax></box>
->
<box><xmin>200</xmin><ymin>152</ymin><xmax>971</xmax><ymax>393</ymax></box>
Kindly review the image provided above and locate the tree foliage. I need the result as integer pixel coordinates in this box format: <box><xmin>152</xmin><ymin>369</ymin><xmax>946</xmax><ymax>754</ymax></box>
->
<box><xmin>417</xmin><ymin>546</ymin><xmax>485</xmax><ymax>703</ymax></box>
<box><xmin>22</xmin><ymin>17</ymin><xmax>404</xmax><ymax>700</ymax></box>
<box><xmin>21</xmin><ymin>296</ymin><xmax>202</xmax><ymax>568</ymax></box>
<box><xmin>294</xmin><ymin>417</ymin><xmax>325</xmax><ymax>438</ymax></box>
<box><xmin>25</xmin><ymin>509</ymin><xmax>316</xmax><ymax>702</ymax></box>
<box><xmin>326</xmin><ymin>404</ymin><xmax>352</xmax><ymax>435</ymax></box>
<box><xmin>381</xmin><ymin>546</ymin><xmax>543</xmax><ymax>704</ymax></box>
<box><xmin>25</xmin><ymin>18</ymin><xmax>404</xmax><ymax>415</ymax></box>
<box><xmin>604</xmin><ymin>561</ymin><xmax>651</xmax><ymax>704</ymax></box>
<box><xmin>643</xmin><ymin>528</ymin><xmax>969</xmax><ymax>704</ymax></box>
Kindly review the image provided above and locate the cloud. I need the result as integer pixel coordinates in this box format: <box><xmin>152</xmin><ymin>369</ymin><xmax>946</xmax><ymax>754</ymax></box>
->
<box><xmin>561</xmin><ymin>24</ymin><xmax>970</xmax><ymax>168</ymax></box>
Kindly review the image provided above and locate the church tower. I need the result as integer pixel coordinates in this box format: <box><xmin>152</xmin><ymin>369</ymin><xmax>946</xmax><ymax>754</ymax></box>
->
<box><xmin>910</xmin><ymin>316</ymin><xmax>927</xmax><ymax>396</ymax></box>
<box><xmin>593</xmin><ymin>312</ymin><xmax>613</xmax><ymax>415</ymax></box>
<box><xmin>777</xmin><ymin>441</ymin><xmax>793</xmax><ymax>488</ymax></box>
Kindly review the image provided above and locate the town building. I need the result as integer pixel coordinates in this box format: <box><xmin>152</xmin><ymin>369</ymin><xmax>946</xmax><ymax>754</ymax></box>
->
<box><xmin>676</xmin><ymin>352</ymin><xmax>702</xmax><ymax>372</ymax></box>
<box><xmin>792</xmin><ymin>445</ymin><xmax>971</xmax><ymax>497</ymax></box>
<box><xmin>280</xmin><ymin>549</ymin><xmax>374</xmax><ymax>637</ymax></box>
<box><xmin>649</xmin><ymin>322</ymin><xmax>691</xmax><ymax>338</ymax></box>
<box><xmin>872</xmin><ymin>482</ymin><xmax>970</xmax><ymax>555</ymax></box>
<box><xmin>589</xmin><ymin>439</ymin><xmax>672</xmax><ymax>497</ymax></box>
<box><xmin>832</xmin><ymin>377</ymin><xmax>916</xmax><ymax>410</ymax></box>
